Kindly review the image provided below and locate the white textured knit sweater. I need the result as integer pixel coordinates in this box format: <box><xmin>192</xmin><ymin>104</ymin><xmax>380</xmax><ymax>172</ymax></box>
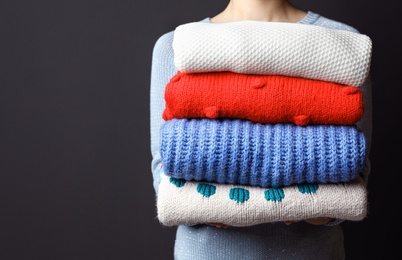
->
<box><xmin>157</xmin><ymin>173</ymin><xmax>367</xmax><ymax>227</ymax></box>
<box><xmin>173</xmin><ymin>20</ymin><xmax>372</xmax><ymax>87</ymax></box>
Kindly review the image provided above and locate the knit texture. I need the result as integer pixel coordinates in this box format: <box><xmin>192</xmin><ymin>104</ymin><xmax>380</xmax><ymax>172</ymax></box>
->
<box><xmin>163</xmin><ymin>71</ymin><xmax>364</xmax><ymax>126</ymax></box>
<box><xmin>157</xmin><ymin>173</ymin><xmax>368</xmax><ymax>227</ymax></box>
<box><xmin>151</xmin><ymin>12</ymin><xmax>371</xmax><ymax>258</ymax></box>
<box><xmin>160</xmin><ymin>118</ymin><xmax>366</xmax><ymax>187</ymax></box>
<box><xmin>173</xmin><ymin>21</ymin><xmax>372</xmax><ymax>87</ymax></box>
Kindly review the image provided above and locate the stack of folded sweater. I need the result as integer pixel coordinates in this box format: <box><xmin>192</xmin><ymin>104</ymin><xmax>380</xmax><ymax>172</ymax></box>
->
<box><xmin>156</xmin><ymin>21</ymin><xmax>372</xmax><ymax>227</ymax></box>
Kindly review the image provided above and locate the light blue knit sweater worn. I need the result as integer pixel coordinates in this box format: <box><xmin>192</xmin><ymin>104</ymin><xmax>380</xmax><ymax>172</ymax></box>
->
<box><xmin>160</xmin><ymin>118</ymin><xmax>366</xmax><ymax>187</ymax></box>
<box><xmin>150</xmin><ymin>11</ymin><xmax>373</xmax><ymax>260</ymax></box>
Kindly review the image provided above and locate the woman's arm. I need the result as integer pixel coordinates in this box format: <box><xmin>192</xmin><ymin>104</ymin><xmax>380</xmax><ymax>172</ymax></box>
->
<box><xmin>150</xmin><ymin>31</ymin><xmax>177</xmax><ymax>194</ymax></box>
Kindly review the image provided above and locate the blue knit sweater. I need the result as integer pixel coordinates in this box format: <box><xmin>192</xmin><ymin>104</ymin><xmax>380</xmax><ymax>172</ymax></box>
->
<box><xmin>161</xmin><ymin>118</ymin><xmax>366</xmax><ymax>187</ymax></box>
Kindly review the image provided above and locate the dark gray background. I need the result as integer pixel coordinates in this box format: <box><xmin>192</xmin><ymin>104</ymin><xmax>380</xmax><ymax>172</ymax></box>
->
<box><xmin>0</xmin><ymin>0</ymin><xmax>399</xmax><ymax>259</ymax></box>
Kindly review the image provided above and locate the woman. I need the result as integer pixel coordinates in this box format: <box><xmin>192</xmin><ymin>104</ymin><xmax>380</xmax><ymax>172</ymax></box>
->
<box><xmin>150</xmin><ymin>0</ymin><xmax>372</xmax><ymax>259</ymax></box>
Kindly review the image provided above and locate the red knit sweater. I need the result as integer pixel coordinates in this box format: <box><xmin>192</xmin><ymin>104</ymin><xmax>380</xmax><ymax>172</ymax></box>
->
<box><xmin>163</xmin><ymin>71</ymin><xmax>363</xmax><ymax>126</ymax></box>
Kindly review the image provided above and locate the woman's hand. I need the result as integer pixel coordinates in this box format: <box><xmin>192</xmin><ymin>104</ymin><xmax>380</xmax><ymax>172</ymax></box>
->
<box><xmin>207</xmin><ymin>223</ymin><xmax>230</xmax><ymax>228</ymax></box>
<box><xmin>206</xmin><ymin>218</ymin><xmax>334</xmax><ymax>228</ymax></box>
<box><xmin>304</xmin><ymin>217</ymin><xmax>333</xmax><ymax>225</ymax></box>
<box><xmin>284</xmin><ymin>217</ymin><xmax>334</xmax><ymax>226</ymax></box>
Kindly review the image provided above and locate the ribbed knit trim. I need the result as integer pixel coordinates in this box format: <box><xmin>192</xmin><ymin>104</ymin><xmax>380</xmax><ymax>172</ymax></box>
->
<box><xmin>298</xmin><ymin>11</ymin><xmax>320</xmax><ymax>24</ymax></box>
<box><xmin>204</xmin><ymin>11</ymin><xmax>320</xmax><ymax>25</ymax></box>
<box><xmin>163</xmin><ymin>71</ymin><xmax>363</xmax><ymax>125</ymax></box>
<box><xmin>160</xmin><ymin>118</ymin><xmax>366</xmax><ymax>188</ymax></box>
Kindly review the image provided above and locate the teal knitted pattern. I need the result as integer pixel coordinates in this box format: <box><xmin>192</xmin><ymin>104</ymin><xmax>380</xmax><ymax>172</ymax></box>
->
<box><xmin>160</xmin><ymin>118</ymin><xmax>366</xmax><ymax>188</ymax></box>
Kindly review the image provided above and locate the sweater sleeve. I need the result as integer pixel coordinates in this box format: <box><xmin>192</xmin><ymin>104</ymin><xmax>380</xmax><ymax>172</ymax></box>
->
<box><xmin>356</xmin><ymin>74</ymin><xmax>373</xmax><ymax>185</ymax></box>
<box><xmin>149</xmin><ymin>31</ymin><xmax>177</xmax><ymax>194</ymax></box>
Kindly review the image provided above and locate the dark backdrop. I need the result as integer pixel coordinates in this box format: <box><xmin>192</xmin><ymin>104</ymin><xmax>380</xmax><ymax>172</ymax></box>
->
<box><xmin>0</xmin><ymin>0</ymin><xmax>399</xmax><ymax>259</ymax></box>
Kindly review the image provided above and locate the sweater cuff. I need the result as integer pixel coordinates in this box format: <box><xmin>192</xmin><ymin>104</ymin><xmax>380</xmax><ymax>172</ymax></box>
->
<box><xmin>325</xmin><ymin>219</ymin><xmax>345</xmax><ymax>226</ymax></box>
